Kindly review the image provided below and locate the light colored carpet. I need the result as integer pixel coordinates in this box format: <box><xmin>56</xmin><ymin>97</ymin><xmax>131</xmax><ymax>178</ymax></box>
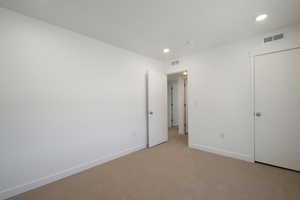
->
<box><xmin>9</xmin><ymin>128</ymin><xmax>300</xmax><ymax>200</ymax></box>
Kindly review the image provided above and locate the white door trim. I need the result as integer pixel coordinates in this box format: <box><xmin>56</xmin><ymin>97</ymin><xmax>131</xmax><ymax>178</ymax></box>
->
<box><xmin>250</xmin><ymin>45</ymin><xmax>300</xmax><ymax>163</ymax></box>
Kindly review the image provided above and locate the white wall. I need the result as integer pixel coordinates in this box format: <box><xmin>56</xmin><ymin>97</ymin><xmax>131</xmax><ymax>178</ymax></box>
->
<box><xmin>167</xmin><ymin>24</ymin><xmax>300</xmax><ymax>162</ymax></box>
<box><xmin>0</xmin><ymin>8</ymin><xmax>165</xmax><ymax>200</ymax></box>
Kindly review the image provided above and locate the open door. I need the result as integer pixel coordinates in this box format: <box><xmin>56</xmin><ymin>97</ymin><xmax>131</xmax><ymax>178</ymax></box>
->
<box><xmin>147</xmin><ymin>70</ymin><xmax>168</xmax><ymax>148</ymax></box>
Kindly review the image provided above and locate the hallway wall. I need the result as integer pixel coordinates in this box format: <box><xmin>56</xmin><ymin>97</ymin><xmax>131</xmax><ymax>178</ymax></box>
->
<box><xmin>168</xmin><ymin>80</ymin><xmax>179</xmax><ymax>127</ymax></box>
<box><xmin>167</xmin><ymin>75</ymin><xmax>186</xmax><ymax>134</ymax></box>
<box><xmin>177</xmin><ymin>76</ymin><xmax>185</xmax><ymax>135</ymax></box>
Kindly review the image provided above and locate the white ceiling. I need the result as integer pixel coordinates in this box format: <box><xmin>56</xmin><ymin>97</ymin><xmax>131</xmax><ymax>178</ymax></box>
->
<box><xmin>1</xmin><ymin>0</ymin><xmax>300</xmax><ymax>60</ymax></box>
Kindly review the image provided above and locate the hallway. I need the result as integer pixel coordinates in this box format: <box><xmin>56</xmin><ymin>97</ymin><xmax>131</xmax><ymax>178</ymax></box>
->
<box><xmin>168</xmin><ymin>127</ymin><xmax>187</xmax><ymax>145</ymax></box>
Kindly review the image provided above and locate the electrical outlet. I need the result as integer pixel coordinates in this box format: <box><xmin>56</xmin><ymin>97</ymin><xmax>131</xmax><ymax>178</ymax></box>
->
<box><xmin>220</xmin><ymin>133</ymin><xmax>225</xmax><ymax>139</ymax></box>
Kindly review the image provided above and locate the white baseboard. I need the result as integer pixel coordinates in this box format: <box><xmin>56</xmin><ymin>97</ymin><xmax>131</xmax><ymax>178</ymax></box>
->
<box><xmin>0</xmin><ymin>144</ymin><xmax>145</xmax><ymax>200</ymax></box>
<box><xmin>190</xmin><ymin>144</ymin><xmax>251</xmax><ymax>162</ymax></box>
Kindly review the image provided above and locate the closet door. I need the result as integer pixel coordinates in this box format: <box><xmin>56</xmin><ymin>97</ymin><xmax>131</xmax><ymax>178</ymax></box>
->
<box><xmin>255</xmin><ymin>47</ymin><xmax>300</xmax><ymax>171</ymax></box>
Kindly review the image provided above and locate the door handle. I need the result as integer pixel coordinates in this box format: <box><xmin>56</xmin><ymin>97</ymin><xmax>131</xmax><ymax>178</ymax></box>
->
<box><xmin>255</xmin><ymin>112</ymin><xmax>262</xmax><ymax>117</ymax></box>
<box><xmin>149</xmin><ymin>111</ymin><xmax>154</xmax><ymax>115</ymax></box>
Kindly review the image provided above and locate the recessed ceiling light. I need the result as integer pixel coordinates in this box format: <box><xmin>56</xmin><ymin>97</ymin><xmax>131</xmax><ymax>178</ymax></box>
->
<box><xmin>163</xmin><ymin>48</ymin><xmax>170</xmax><ymax>53</ymax></box>
<box><xmin>256</xmin><ymin>14</ymin><xmax>268</xmax><ymax>22</ymax></box>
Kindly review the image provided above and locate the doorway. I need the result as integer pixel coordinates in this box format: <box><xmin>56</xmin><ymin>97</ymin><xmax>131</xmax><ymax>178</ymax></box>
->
<box><xmin>167</xmin><ymin>71</ymin><xmax>188</xmax><ymax>143</ymax></box>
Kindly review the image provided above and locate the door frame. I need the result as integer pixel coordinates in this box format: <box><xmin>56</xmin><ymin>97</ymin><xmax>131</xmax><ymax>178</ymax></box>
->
<box><xmin>166</xmin><ymin>69</ymin><xmax>190</xmax><ymax>145</ymax></box>
<box><xmin>250</xmin><ymin>44</ymin><xmax>300</xmax><ymax>163</ymax></box>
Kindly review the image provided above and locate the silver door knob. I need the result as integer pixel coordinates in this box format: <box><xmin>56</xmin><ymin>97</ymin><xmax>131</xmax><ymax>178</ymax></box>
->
<box><xmin>149</xmin><ymin>111</ymin><xmax>153</xmax><ymax>115</ymax></box>
<box><xmin>255</xmin><ymin>112</ymin><xmax>262</xmax><ymax>117</ymax></box>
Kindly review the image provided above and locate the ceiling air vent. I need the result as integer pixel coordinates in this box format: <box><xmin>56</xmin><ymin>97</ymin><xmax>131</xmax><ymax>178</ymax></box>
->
<box><xmin>171</xmin><ymin>60</ymin><xmax>180</xmax><ymax>66</ymax></box>
<box><xmin>264</xmin><ymin>36</ymin><xmax>273</xmax><ymax>43</ymax></box>
<box><xmin>264</xmin><ymin>33</ymin><xmax>284</xmax><ymax>43</ymax></box>
<box><xmin>273</xmin><ymin>33</ymin><xmax>284</xmax><ymax>41</ymax></box>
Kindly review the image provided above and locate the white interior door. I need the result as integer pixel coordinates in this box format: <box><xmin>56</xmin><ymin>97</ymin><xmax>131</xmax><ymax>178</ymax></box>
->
<box><xmin>147</xmin><ymin>70</ymin><xmax>168</xmax><ymax>148</ymax></box>
<box><xmin>255</xmin><ymin>47</ymin><xmax>300</xmax><ymax>171</ymax></box>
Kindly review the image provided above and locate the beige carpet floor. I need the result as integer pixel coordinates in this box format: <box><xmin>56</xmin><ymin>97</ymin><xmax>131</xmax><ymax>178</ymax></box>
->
<box><xmin>9</xmin><ymin>128</ymin><xmax>300</xmax><ymax>200</ymax></box>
